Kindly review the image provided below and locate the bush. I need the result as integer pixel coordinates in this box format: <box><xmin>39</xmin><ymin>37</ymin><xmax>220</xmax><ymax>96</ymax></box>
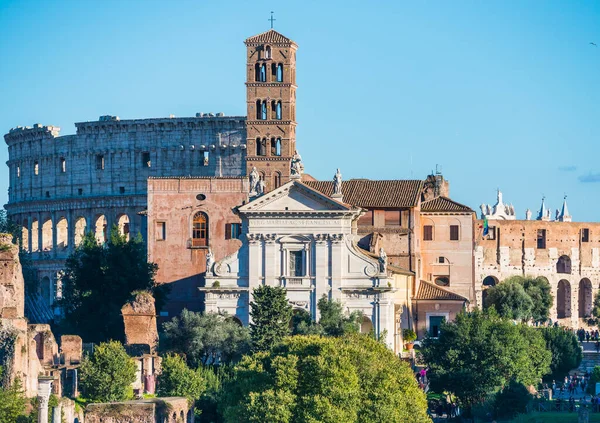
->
<box><xmin>157</xmin><ymin>354</ymin><xmax>205</xmax><ymax>401</ymax></box>
<box><xmin>541</xmin><ymin>326</ymin><xmax>582</xmax><ymax>380</ymax></box>
<box><xmin>588</xmin><ymin>366</ymin><xmax>600</xmax><ymax>394</ymax></box>
<box><xmin>494</xmin><ymin>380</ymin><xmax>532</xmax><ymax>419</ymax></box>
<box><xmin>0</xmin><ymin>377</ymin><xmax>27</xmax><ymax>423</ymax></box>
<box><xmin>80</xmin><ymin>341</ymin><xmax>137</xmax><ymax>402</ymax></box>
<box><xmin>403</xmin><ymin>328</ymin><xmax>417</xmax><ymax>343</ymax></box>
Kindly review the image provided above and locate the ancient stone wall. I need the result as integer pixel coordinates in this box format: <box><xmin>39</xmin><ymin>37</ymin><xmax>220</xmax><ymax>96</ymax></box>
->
<box><xmin>122</xmin><ymin>291</ymin><xmax>158</xmax><ymax>353</ymax></box>
<box><xmin>85</xmin><ymin>397</ymin><xmax>192</xmax><ymax>423</ymax></box>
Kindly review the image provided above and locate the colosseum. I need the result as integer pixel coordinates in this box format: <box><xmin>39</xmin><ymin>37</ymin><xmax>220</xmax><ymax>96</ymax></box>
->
<box><xmin>4</xmin><ymin>114</ymin><xmax>246</xmax><ymax>309</ymax></box>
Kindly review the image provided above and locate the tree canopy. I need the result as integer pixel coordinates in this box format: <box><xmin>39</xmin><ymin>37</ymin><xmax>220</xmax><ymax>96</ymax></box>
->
<box><xmin>421</xmin><ymin>309</ymin><xmax>551</xmax><ymax>410</ymax></box>
<box><xmin>541</xmin><ymin>326</ymin><xmax>582</xmax><ymax>379</ymax></box>
<box><xmin>249</xmin><ymin>285</ymin><xmax>292</xmax><ymax>352</ymax></box>
<box><xmin>157</xmin><ymin>354</ymin><xmax>205</xmax><ymax>401</ymax></box>
<box><xmin>292</xmin><ymin>295</ymin><xmax>362</xmax><ymax>337</ymax></box>
<box><xmin>58</xmin><ymin>228</ymin><xmax>165</xmax><ymax>343</ymax></box>
<box><xmin>0</xmin><ymin>370</ymin><xmax>26</xmax><ymax>423</ymax></box>
<box><xmin>160</xmin><ymin>310</ymin><xmax>250</xmax><ymax>367</ymax></box>
<box><xmin>79</xmin><ymin>340</ymin><xmax>137</xmax><ymax>403</ymax></box>
<box><xmin>220</xmin><ymin>334</ymin><xmax>430</xmax><ymax>423</ymax></box>
<box><xmin>484</xmin><ymin>278</ymin><xmax>534</xmax><ymax>321</ymax></box>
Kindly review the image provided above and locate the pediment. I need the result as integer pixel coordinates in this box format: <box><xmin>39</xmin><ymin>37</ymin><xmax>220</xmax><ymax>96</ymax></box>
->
<box><xmin>239</xmin><ymin>181</ymin><xmax>351</xmax><ymax>213</ymax></box>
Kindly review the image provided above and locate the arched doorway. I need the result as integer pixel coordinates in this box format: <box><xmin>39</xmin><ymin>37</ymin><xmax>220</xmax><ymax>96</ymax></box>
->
<box><xmin>482</xmin><ymin>276</ymin><xmax>498</xmax><ymax>287</ymax></box>
<box><xmin>579</xmin><ymin>278</ymin><xmax>593</xmax><ymax>318</ymax></box>
<box><xmin>74</xmin><ymin>217</ymin><xmax>86</xmax><ymax>246</ymax></box>
<box><xmin>557</xmin><ymin>280</ymin><xmax>571</xmax><ymax>318</ymax></box>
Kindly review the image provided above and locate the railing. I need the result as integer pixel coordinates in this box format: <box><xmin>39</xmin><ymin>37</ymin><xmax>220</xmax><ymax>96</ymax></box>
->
<box><xmin>187</xmin><ymin>238</ymin><xmax>208</xmax><ymax>249</ymax></box>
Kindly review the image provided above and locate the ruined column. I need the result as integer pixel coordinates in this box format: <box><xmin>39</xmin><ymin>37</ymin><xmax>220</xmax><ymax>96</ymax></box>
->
<box><xmin>37</xmin><ymin>376</ymin><xmax>53</xmax><ymax>423</ymax></box>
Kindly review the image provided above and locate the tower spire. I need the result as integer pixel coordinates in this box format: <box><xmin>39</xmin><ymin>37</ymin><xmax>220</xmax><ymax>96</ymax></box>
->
<box><xmin>558</xmin><ymin>195</ymin><xmax>572</xmax><ymax>222</ymax></box>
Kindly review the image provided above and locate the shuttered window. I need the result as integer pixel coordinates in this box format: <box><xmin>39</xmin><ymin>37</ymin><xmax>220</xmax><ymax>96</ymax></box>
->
<box><xmin>450</xmin><ymin>225</ymin><xmax>459</xmax><ymax>241</ymax></box>
<box><xmin>423</xmin><ymin>225</ymin><xmax>433</xmax><ymax>241</ymax></box>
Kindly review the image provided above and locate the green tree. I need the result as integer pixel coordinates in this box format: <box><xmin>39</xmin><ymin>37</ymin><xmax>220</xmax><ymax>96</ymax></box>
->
<box><xmin>493</xmin><ymin>380</ymin><xmax>532</xmax><ymax>419</ymax></box>
<box><xmin>249</xmin><ymin>286</ymin><xmax>292</xmax><ymax>352</ymax></box>
<box><xmin>593</xmin><ymin>291</ymin><xmax>600</xmax><ymax>320</ymax></box>
<box><xmin>0</xmin><ymin>369</ymin><xmax>27</xmax><ymax>423</ymax></box>
<box><xmin>220</xmin><ymin>334</ymin><xmax>430</xmax><ymax>423</ymax></box>
<box><xmin>506</xmin><ymin>276</ymin><xmax>553</xmax><ymax>322</ymax></box>
<box><xmin>80</xmin><ymin>340</ymin><xmax>137</xmax><ymax>402</ymax></box>
<box><xmin>157</xmin><ymin>354</ymin><xmax>205</xmax><ymax>401</ymax></box>
<box><xmin>588</xmin><ymin>366</ymin><xmax>600</xmax><ymax>394</ymax></box>
<box><xmin>58</xmin><ymin>228</ymin><xmax>165</xmax><ymax>343</ymax></box>
<box><xmin>0</xmin><ymin>210</ymin><xmax>19</xmax><ymax>243</ymax></box>
<box><xmin>421</xmin><ymin>309</ymin><xmax>551</xmax><ymax>412</ymax></box>
<box><xmin>161</xmin><ymin>310</ymin><xmax>250</xmax><ymax>367</ymax></box>
<box><xmin>541</xmin><ymin>326</ymin><xmax>582</xmax><ymax>379</ymax></box>
<box><xmin>292</xmin><ymin>296</ymin><xmax>363</xmax><ymax>337</ymax></box>
<box><xmin>484</xmin><ymin>279</ymin><xmax>534</xmax><ymax>321</ymax></box>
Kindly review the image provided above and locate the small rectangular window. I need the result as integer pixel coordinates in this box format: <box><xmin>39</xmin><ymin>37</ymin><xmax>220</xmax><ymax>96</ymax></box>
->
<box><xmin>537</xmin><ymin>229</ymin><xmax>546</xmax><ymax>249</ymax></box>
<box><xmin>34</xmin><ymin>161</ymin><xmax>39</xmax><ymax>176</ymax></box>
<box><xmin>385</xmin><ymin>210</ymin><xmax>401</xmax><ymax>226</ymax></box>
<box><xmin>17</xmin><ymin>165</ymin><xmax>20</xmax><ymax>178</ymax></box>
<box><xmin>201</xmin><ymin>151</ymin><xmax>209</xmax><ymax>166</ymax></box>
<box><xmin>488</xmin><ymin>226</ymin><xmax>496</xmax><ymax>240</ymax></box>
<box><xmin>78</xmin><ymin>188</ymin><xmax>83</xmax><ymax>195</ymax></box>
<box><xmin>358</xmin><ymin>210</ymin><xmax>373</xmax><ymax>226</ymax></box>
<box><xmin>119</xmin><ymin>186</ymin><xmax>125</xmax><ymax>194</ymax></box>
<box><xmin>142</xmin><ymin>152</ymin><xmax>151</xmax><ymax>168</ymax></box>
<box><xmin>450</xmin><ymin>225</ymin><xmax>459</xmax><ymax>241</ymax></box>
<box><xmin>225</xmin><ymin>223</ymin><xmax>242</xmax><ymax>240</ymax></box>
<box><xmin>155</xmin><ymin>222</ymin><xmax>166</xmax><ymax>241</ymax></box>
<box><xmin>423</xmin><ymin>225</ymin><xmax>433</xmax><ymax>241</ymax></box>
<box><xmin>60</xmin><ymin>157</ymin><xmax>66</xmax><ymax>173</ymax></box>
<box><xmin>582</xmin><ymin>228</ymin><xmax>590</xmax><ymax>243</ymax></box>
<box><xmin>438</xmin><ymin>257</ymin><xmax>445</xmax><ymax>264</ymax></box>
<box><xmin>96</xmin><ymin>155</ymin><xmax>105</xmax><ymax>170</ymax></box>
<box><xmin>45</xmin><ymin>191</ymin><xmax>50</xmax><ymax>198</ymax></box>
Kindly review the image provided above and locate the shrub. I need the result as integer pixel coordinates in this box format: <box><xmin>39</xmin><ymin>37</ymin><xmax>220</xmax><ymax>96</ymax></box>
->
<box><xmin>157</xmin><ymin>354</ymin><xmax>205</xmax><ymax>401</ymax></box>
<box><xmin>494</xmin><ymin>380</ymin><xmax>532</xmax><ymax>419</ymax></box>
<box><xmin>403</xmin><ymin>328</ymin><xmax>417</xmax><ymax>343</ymax></box>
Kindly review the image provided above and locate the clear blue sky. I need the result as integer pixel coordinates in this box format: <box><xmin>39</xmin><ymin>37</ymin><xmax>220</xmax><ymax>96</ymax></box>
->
<box><xmin>1</xmin><ymin>0</ymin><xmax>598</xmax><ymax>221</ymax></box>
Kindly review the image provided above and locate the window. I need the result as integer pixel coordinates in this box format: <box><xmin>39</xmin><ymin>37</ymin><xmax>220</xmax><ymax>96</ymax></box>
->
<box><xmin>78</xmin><ymin>188</ymin><xmax>83</xmax><ymax>195</ymax></box>
<box><xmin>256</xmin><ymin>100</ymin><xmax>262</xmax><ymax>119</ymax></box>
<box><xmin>201</xmin><ymin>151</ymin><xmax>209</xmax><ymax>166</ymax></box>
<box><xmin>155</xmin><ymin>222</ymin><xmax>166</xmax><ymax>241</ymax></box>
<box><xmin>96</xmin><ymin>155</ymin><xmax>105</xmax><ymax>170</ymax></box>
<box><xmin>256</xmin><ymin>138</ymin><xmax>266</xmax><ymax>156</ymax></box>
<box><xmin>17</xmin><ymin>165</ymin><xmax>20</xmax><ymax>178</ymax></box>
<box><xmin>34</xmin><ymin>161</ymin><xmax>39</xmax><ymax>175</ymax></box>
<box><xmin>276</xmin><ymin>101</ymin><xmax>282</xmax><ymax>120</ymax></box>
<box><xmin>358</xmin><ymin>210</ymin><xmax>373</xmax><ymax>226</ymax></box>
<box><xmin>255</xmin><ymin>63</ymin><xmax>260</xmax><ymax>82</ymax></box>
<box><xmin>273</xmin><ymin>172</ymin><xmax>282</xmax><ymax>189</ymax></box>
<box><xmin>142</xmin><ymin>152</ymin><xmax>151</xmax><ymax>168</ymax></box>
<box><xmin>537</xmin><ymin>229</ymin><xmax>546</xmax><ymax>249</ymax></box>
<box><xmin>438</xmin><ymin>257</ymin><xmax>445</xmax><ymax>264</ymax></box>
<box><xmin>487</xmin><ymin>226</ymin><xmax>496</xmax><ymax>240</ymax></box>
<box><xmin>423</xmin><ymin>225</ymin><xmax>433</xmax><ymax>241</ymax></box>
<box><xmin>45</xmin><ymin>191</ymin><xmax>50</xmax><ymax>198</ymax></box>
<box><xmin>557</xmin><ymin>255</ymin><xmax>571</xmax><ymax>274</ymax></box>
<box><xmin>265</xmin><ymin>45</ymin><xmax>271</xmax><ymax>59</ymax></box>
<box><xmin>289</xmin><ymin>250</ymin><xmax>304</xmax><ymax>277</ymax></box>
<box><xmin>434</xmin><ymin>277</ymin><xmax>449</xmax><ymax>287</ymax></box>
<box><xmin>259</xmin><ymin>64</ymin><xmax>266</xmax><ymax>82</ymax></box>
<box><xmin>582</xmin><ymin>228</ymin><xmax>590</xmax><ymax>243</ymax></box>
<box><xmin>271</xmin><ymin>138</ymin><xmax>281</xmax><ymax>156</ymax></box>
<box><xmin>429</xmin><ymin>316</ymin><xmax>445</xmax><ymax>337</ymax></box>
<box><xmin>225</xmin><ymin>223</ymin><xmax>242</xmax><ymax>240</ymax></box>
<box><xmin>276</xmin><ymin>64</ymin><xmax>283</xmax><ymax>82</ymax></box>
<box><xmin>119</xmin><ymin>186</ymin><xmax>125</xmax><ymax>194</ymax></box>
<box><xmin>60</xmin><ymin>157</ymin><xmax>66</xmax><ymax>173</ymax></box>
<box><xmin>385</xmin><ymin>210</ymin><xmax>401</xmax><ymax>226</ymax></box>
<box><xmin>192</xmin><ymin>212</ymin><xmax>208</xmax><ymax>247</ymax></box>
<box><xmin>261</xmin><ymin>101</ymin><xmax>267</xmax><ymax>120</ymax></box>
<box><xmin>450</xmin><ymin>225</ymin><xmax>459</xmax><ymax>241</ymax></box>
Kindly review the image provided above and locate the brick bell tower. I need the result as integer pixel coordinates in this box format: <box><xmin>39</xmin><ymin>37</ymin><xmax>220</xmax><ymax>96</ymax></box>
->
<box><xmin>244</xmin><ymin>29</ymin><xmax>298</xmax><ymax>192</ymax></box>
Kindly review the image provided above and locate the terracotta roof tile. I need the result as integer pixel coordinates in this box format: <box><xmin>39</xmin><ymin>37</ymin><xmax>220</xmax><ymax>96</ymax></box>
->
<box><xmin>245</xmin><ymin>29</ymin><xmax>294</xmax><ymax>45</ymax></box>
<box><xmin>414</xmin><ymin>280</ymin><xmax>468</xmax><ymax>301</ymax></box>
<box><xmin>421</xmin><ymin>196</ymin><xmax>474</xmax><ymax>213</ymax></box>
<box><xmin>304</xmin><ymin>180</ymin><xmax>423</xmax><ymax>208</ymax></box>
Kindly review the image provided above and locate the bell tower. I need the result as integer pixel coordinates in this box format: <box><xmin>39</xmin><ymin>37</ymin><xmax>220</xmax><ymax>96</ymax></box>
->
<box><xmin>244</xmin><ymin>29</ymin><xmax>298</xmax><ymax>192</ymax></box>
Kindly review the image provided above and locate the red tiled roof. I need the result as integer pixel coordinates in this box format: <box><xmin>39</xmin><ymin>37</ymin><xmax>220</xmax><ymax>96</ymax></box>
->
<box><xmin>421</xmin><ymin>196</ymin><xmax>474</xmax><ymax>213</ymax></box>
<box><xmin>304</xmin><ymin>180</ymin><xmax>423</xmax><ymax>208</ymax></box>
<box><xmin>245</xmin><ymin>29</ymin><xmax>294</xmax><ymax>45</ymax></box>
<box><xmin>414</xmin><ymin>280</ymin><xmax>468</xmax><ymax>301</ymax></box>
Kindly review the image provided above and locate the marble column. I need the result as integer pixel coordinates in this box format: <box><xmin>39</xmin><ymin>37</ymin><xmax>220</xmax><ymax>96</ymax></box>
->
<box><xmin>313</xmin><ymin>235</ymin><xmax>329</xmax><ymax>320</ymax></box>
<box><xmin>37</xmin><ymin>376</ymin><xmax>53</xmax><ymax>423</ymax></box>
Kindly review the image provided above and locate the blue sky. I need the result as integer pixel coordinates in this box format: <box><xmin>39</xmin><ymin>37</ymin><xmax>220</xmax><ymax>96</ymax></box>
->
<box><xmin>1</xmin><ymin>0</ymin><xmax>598</xmax><ymax>221</ymax></box>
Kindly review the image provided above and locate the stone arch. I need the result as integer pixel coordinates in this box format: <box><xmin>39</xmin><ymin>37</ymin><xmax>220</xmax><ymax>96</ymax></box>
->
<box><xmin>360</xmin><ymin>315</ymin><xmax>374</xmax><ymax>334</ymax></box>
<box><xmin>117</xmin><ymin>214</ymin><xmax>130</xmax><ymax>241</ymax></box>
<box><xmin>579</xmin><ymin>278</ymin><xmax>593</xmax><ymax>318</ymax></box>
<box><xmin>74</xmin><ymin>217</ymin><xmax>87</xmax><ymax>246</ymax></box>
<box><xmin>56</xmin><ymin>216</ymin><xmax>68</xmax><ymax>250</ymax></box>
<box><xmin>21</xmin><ymin>218</ymin><xmax>29</xmax><ymax>251</ymax></box>
<box><xmin>94</xmin><ymin>215</ymin><xmax>108</xmax><ymax>244</ymax></box>
<box><xmin>482</xmin><ymin>275</ymin><xmax>498</xmax><ymax>287</ymax></box>
<box><xmin>180</xmin><ymin>411</ymin><xmax>185</xmax><ymax>421</ymax></box>
<box><xmin>557</xmin><ymin>255</ymin><xmax>572</xmax><ymax>274</ymax></box>
<box><xmin>557</xmin><ymin>279</ymin><xmax>571</xmax><ymax>319</ymax></box>
<box><xmin>41</xmin><ymin>217</ymin><xmax>53</xmax><ymax>251</ymax></box>
<box><xmin>31</xmin><ymin>218</ymin><xmax>39</xmax><ymax>252</ymax></box>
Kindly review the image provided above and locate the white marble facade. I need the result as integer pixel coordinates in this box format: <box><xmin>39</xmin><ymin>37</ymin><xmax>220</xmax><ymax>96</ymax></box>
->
<box><xmin>203</xmin><ymin>180</ymin><xmax>400</xmax><ymax>348</ymax></box>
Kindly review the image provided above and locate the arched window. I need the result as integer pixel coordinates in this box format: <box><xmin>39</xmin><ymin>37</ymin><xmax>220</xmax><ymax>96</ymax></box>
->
<box><xmin>271</xmin><ymin>63</ymin><xmax>277</xmax><ymax>79</ymax></box>
<box><xmin>192</xmin><ymin>212</ymin><xmax>209</xmax><ymax>247</ymax></box>
<box><xmin>557</xmin><ymin>255</ymin><xmax>571</xmax><ymax>274</ymax></box>
<box><xmin>271</xmin><ymin>138</ymin><xmax>281</xmax><ymax>156</ymax></box>
<box><xmin>256</xmin><ymin>100</ymin><xmax>262</xmax><ymax>120</ymax></box>
<box><xmin>260</xmin><ymin>64</ymin><xmax>266</xmax><ymax>82</ymax></box>
<box><xmin>271</xmin><ymin>101</ymin><xmax>277</xmax><ymax>119</ymax></box>
<box><xmin>255</xmin><ymin>63</ymin><xmax>260</xmax><ymax>82</ymax></box>
<box><xmin>277</xmin><ymin>64</ymin><xmax>283</xmax><ymax>82</ymax></box>
<box><xmin>276</xmin><ymin>101</ymin><xmax>282</xmax><ymax>120</ymax></box>
<box><xmin>261</xmin><ymin>101</ymin><xmax>267</xmax><ymax>120</ymax></box>
<box><xmin>274</xmin><ymin>171</ymin><xmax>282</xmax><ymax>189</ymax></box>
<box><xmin>265</xmin><ymin>45</ymin><xmax>271</xmax><ymax>59</ymax></box>
<box><xmin>256</xmin><ymin>138</ymin><xmax>266</xmax><ymax>156</ymax></box>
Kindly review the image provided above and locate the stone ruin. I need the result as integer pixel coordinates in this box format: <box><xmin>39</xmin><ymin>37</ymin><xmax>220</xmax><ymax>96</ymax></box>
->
<box><xmin>85</xmin><ymin>397</ymin><xmax>193</xmax><ymax>423</ymax></box>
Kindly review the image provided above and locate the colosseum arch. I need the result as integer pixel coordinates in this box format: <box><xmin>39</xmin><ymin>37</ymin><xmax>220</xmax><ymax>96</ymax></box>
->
<box><xmin>557</xmin><ymin>255</ymin><xmax>572</xmax><ymax>274</ymax></box>
<box><xmin>557</xmin><ymin>279</ymin><xmax>572</xmax><ymax>319</ymax></box>
<box><xmin>94</xmin><ymin>215</ymin><xmax>108</xmax><ymax>244</ymax></box>
<box><xmin>21</xmin><ymin>218</ymin><xmax>29</xmax><ymax>251</ymax></box>
<box><xmin>56</xmin><ymin>217</ymin><xmax>68</xmax><ymax>250</ymax></box>
<box><xmin>579</xmin><ymin>278</ymin><xmax>593</xmax><ymax>318</ymax></box>
<box><xmin>74</xmin><ymin>217</ymin><xmax>87</xmax><ymax>246</ymax></box>
<box><xmin>31</xmin><ymin>218</ymin><xmax>39</xmax><ymax>252</ymax></box>
<box><xmin>41</xmin><ymin>217</ymin><xmax>53</xmax><ymax>251</ymax></box>
<box><xmin>116</xmin><ymin>214</ymin><xmax>130</xmax><ymax>241</ymax></box>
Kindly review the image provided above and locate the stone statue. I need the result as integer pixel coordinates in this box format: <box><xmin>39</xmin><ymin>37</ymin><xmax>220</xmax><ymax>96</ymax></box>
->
<box><xmin>379</xmin><ymin>247</ymin><xmax>388</xmax><ymax>273</ymax></box>
<box><xmin>556</xmin><ymin>209</ymin><xmax>560</xmax><ymax>221</ymax></box>
<box><xmin>497</xmin><ymin>189</ymin><xmax>503</xmax><ymax>205</ymax></box>
<box><xmin>290</xmin><ymin>150</ymin><xmax>304</xmax><ymax>176</ymax></box>
<box><xmin>486</xmin><ymin>204</ymin><xmax>492</xmax><ymax>215</ymax></box>
<box><xmin>333</xmin><ymin>168</ymin><xmax>342</xmax><ymax>195</ymax></box>
<box><xmin>206</xmin><ymin>248</ymin><xmax>214</xmax><ymax>275</ymax></box>
<box><xmin>480</xmin><ymin>204</ymin><xmax>487</xmax><ymax>218</ymax></box>
<box><xmin>525</xmin><ymin>209</ymin><xmax>532</xmax><ymax>220</ymax></box>
<box><xmin>249</xmin><ymin>167</ymin><xmax>259</xmax><ymax>193</ymax></box>
<box><xmin>257</xmin><ymin>179</ymin><xmax>266</xmax><ymax>195</ymax></box>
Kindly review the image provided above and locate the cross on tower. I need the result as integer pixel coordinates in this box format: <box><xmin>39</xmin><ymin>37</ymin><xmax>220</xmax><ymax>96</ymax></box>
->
<box><xmin>269</xmin><ymin>11</ymin><xmax>276</xmax><ymax>29</ymax></box>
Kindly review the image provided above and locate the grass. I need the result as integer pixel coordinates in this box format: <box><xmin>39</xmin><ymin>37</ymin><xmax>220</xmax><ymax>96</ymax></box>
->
<box><xmin>507</xmin><ymin>411</ymin><xmax>600</xmax><ymax>422</ymax></box>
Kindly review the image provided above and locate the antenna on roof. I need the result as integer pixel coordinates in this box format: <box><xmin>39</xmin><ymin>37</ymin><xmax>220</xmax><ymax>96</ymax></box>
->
<box><xmin>269</xmin><ymin>11</ymin><xmax>276</xmax><ymax>29</ymax></box>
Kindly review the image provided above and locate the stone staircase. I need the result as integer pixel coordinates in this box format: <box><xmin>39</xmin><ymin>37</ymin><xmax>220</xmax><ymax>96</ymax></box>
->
<box><xmin>574</xmin><ymin>351</ymin><xmax>600</xmax><ymax>374</ymax></box>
